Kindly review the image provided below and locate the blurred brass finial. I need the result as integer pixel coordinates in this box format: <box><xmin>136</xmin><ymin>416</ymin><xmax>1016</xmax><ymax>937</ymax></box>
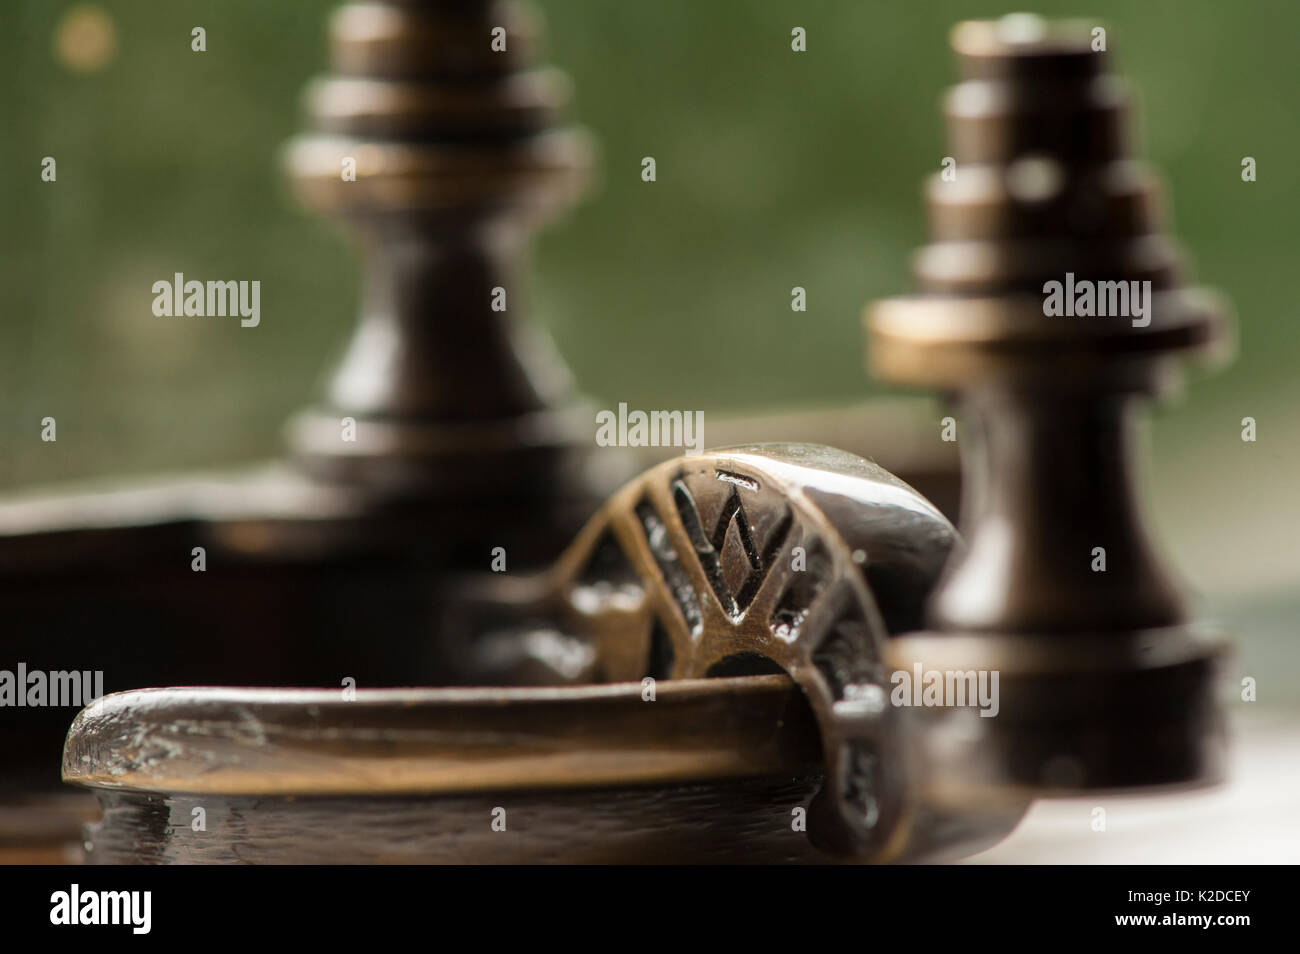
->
<box><xmin>868</xmin><ymin>17</ymin><xmax>1232</xmax><ymax>794</ymax></box>
<box><xmin>283</xmin><ymin>0</ymin><xmax>608</xmax><ymax>556</ymax></box>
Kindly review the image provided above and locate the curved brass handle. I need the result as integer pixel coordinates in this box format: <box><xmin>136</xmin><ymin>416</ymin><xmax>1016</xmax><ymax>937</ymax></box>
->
<box><xmin>65</xmin><ymin>444</ymin><xmax>1002</xmax><ymax>863</ymax></box>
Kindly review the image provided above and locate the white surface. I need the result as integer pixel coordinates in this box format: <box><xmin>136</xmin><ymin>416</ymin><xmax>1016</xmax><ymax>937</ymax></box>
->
<box><xmin>967</xmin><ymin>708</ymin><xmax>1300</xmax><ymax>863</ymax></box>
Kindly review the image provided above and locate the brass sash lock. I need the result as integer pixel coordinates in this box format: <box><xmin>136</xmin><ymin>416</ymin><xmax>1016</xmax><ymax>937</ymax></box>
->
<box><xmin>9</xmin><ymin>8</ymin><xmax>1237</xmax><ymax>864</ymax></box>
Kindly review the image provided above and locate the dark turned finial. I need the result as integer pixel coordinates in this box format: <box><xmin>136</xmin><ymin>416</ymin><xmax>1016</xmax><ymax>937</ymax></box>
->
<box><xmin>282</xmin><ymin>0</ymin><xmax>604</xmax><ymax>524</ymax></box>
<box><xmin>867</xmin><ymin>15</ymin><xmax>1232</xmax><ymax>792</ymax></box>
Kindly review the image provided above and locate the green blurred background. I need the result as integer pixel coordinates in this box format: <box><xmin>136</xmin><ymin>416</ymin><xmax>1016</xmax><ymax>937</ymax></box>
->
<box><xmin>2</xmin><ymin>1</ymin><xmax>1297</xmax><ymax>637</ymax></box>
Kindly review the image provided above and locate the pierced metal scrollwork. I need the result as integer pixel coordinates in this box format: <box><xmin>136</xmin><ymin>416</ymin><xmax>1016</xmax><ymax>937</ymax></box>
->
<box><xmin>545</xmin><ymin>442</ymin><xmax>958</xmax><ymax>858</ymax></box>
<box><xmin>64</xmin><ymin>443</ymin><xmax>980</xmax><ymax>863</ymax></box>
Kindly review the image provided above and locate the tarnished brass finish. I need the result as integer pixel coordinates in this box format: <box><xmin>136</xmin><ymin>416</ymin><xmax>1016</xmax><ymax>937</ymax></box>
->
<box><xmin>16</xmin><ymin>11</ymin><xmax>1235</xmax><ymax>866</ymax></box>
<box><xmin>866</xmin><ymin>16</ymin><xmax>1232</xmax><ymax>795</ymax></box>
<box><xmin>0</xmin><ymin>0</ymin><xmax>618</xmax><ymax>811</ymax></box>
<box><xmin>64</xmin><ymin>678</ymin><xmax>822</xmax><ymax>797</ymax></box>
<box><xmin>478</xmin><ymin>443</ymin><xmax>958</xmax><ymax>858</ymax></box>
<box><xmin>326</xmin><ymin>1</ymin><xmax>541</xmax><ymax>78</ymax></box>
<box><xmin>64</xmin><ymin>445</ymin><xmax>1029</xmax><ymax>862</ymax></box>
<box><xmin>283</xmin><ymin>0</ymin><xmax>601</xmax><ymax>507</ymax></box>
<box><xmin>0</xmin><ymin>0</ymin><xmax>961</xmax><ymax>863</ymax></box>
